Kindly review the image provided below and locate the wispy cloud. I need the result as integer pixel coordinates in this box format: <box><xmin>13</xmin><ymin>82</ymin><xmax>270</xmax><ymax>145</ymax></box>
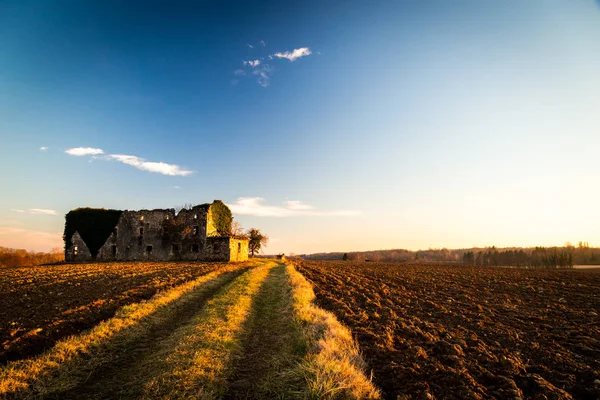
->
<box><xmin>252</xmin><ymin>65</ymin><xmax>273</xmax><ymax>87</ymax></box>
<box><xmin>64</xmin><ymin>147</ymin><xmax>193</xmax><ymax>176</ymax></box>
<box><xmin>107</xmin><ymin>154</ymin><xmax>193</xmax><ymax>176</ymax></box>
<box><xmin>247</xmin><ymin>44</ymin><xmax>254</xmax><ymax>48</ymax></box>
<box><xmin>65</xmin><ymin>147</ymin><xmax>104</xmax><ymax>156</ymax></box>
<box><xmin>272</xmin><ymin>47</ymin><xmax>312</xmax><ymax>62</ymax></box>
<box><xmin>227</xmin><ymin>197</ymin><xmax>360</xmax><ymax>217</ymax></box>
<box><xmin>243</xmin><ymin>60</ymin><xmax>261</xmax><ymax>68</ymax></box>
<box><xmin>40</xmin><ymin>146</ymin><xmax>48</xmax><ymax>151</ymax></box>
<box><xmin>10</xmin><ymin>208</ymin><xmax>57</xmax><ymax>216</ymax></box>
<box><xmin>233</xmin><ymin>44</ymin><xmax>313</xmax><ymax>87</ymax></box>
<box><xmin>29</xmin><ymin>209</ymin><xmax>58</xmax><ymax>215</ymax></box>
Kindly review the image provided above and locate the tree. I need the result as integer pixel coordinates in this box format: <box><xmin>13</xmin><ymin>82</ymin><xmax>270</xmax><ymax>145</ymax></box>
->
<box><xmin>247</xmin><ymin>228</ymin><xmax>268</xmax><ymax>257</ymax></box>
<box><xmin>230</xmin><ymin>220</ymin><xmax>245</xmax><ymax>237</ymax></box>
<box><xmin>342</xmin><ymin>253</ymin><xmax>349</xmax><ymax>261</ymax></box>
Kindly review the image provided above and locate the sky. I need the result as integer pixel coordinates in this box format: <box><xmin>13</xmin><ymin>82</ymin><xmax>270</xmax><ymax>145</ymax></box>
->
<box><xmin>1</xmin><ymin>0</ymin><xmax>600</xmax><ymax>254</ymax></box>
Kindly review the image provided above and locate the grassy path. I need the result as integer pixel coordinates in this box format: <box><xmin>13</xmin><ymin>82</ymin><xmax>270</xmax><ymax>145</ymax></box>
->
<box><xmin>1</xmin><ymin>261</ymin><xmax>379</xmax><ymax>399</ymax></box>
<box><xmin>223</xmin><ymin>264</ymin><xmax>305</xmax><ymax>399</ymax></box>
<box><xmin>50</xmin><ymin>268</ymin><xmax>248</xmax><ymax>399</ymax></box>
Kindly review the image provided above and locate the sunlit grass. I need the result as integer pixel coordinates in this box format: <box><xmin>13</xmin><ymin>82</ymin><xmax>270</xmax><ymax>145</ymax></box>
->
<box><xmin>0</xmin><ymin>263</ymin><xmax>246</xmax><ymax>397</ymax></box>
<box><xmin>286</xmin><ymin>263</ymin><xmax>381</xmax><ymax>399</ymax></box>
<box><xmin>141</xmin><ymin>261</ymin><xmax>275</xmax><ymax>398</ymax></box>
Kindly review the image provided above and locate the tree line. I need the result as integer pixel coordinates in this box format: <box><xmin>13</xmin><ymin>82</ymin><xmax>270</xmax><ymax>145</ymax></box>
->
<box><xmin>0</xmin><ymin>247</ymin><xmax>64</xmax><ymax>268</ymax></box>
<box><xmin>462</xmin><ymin>246</ymin><xmax>574</xmax><ymax>268</ymax></box>
<box><xmin>303</xmin><ymin>242</ymin><xmax>600</xmax><ymax>267</ymax></box>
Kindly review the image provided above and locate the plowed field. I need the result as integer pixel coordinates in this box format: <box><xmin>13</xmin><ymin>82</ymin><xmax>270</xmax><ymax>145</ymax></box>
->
<box><xmin>0</xmin><ymin>261</ymin><xmax>234</xmax><ymax>364</ymax></box>
<box><xmin>296</xmin><ymin>261</ymin><xmax>600</xmax><ymax>400</ymax></box>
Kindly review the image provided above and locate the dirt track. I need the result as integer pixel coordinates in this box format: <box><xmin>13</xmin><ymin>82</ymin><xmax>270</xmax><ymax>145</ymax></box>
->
<box><xmin>297</xmin><ymin>261</ymin><xmax>600</xmax><ymax>400</ymax></box>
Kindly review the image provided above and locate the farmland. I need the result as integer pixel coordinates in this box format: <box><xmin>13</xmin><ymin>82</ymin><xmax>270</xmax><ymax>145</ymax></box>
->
<box><xmin>0</xmin><ymin>260</ymin><xmax>377</xmax><ymax>399</ymax></box>
<box><xmin>296</xmin><ymin>261</ymin><xmax>600</xmax><ymax>400</ymax></box>
<box><xmin>0</xmin><ymin>261</ymin><xmax>236</xmax><ymax>364</ymax></box>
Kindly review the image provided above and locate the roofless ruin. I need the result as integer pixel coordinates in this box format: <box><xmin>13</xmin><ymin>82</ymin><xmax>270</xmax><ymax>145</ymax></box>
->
<box><xmin>64</xmin><ymin>200</ymin><xmax>248</xmax><ymax>262</ymax></box>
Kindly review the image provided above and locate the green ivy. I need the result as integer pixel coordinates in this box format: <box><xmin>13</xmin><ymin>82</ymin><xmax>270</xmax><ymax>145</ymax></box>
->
<box><xmin>64</xmin><ymin>208</ymin><xmax>123</xmax><ymax>258</ymax></box>
<box><xmin>210</xmin><ymin>200</ymin><xmax>232</xmax><ymax>236</ymax></box>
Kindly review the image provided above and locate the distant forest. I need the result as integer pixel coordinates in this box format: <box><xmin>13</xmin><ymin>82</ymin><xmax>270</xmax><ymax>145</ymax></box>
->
<box><xmin>0</xmin><ymin>247</ymin><xmax>63</xmax><ymax>268</ymax></box>
<box><xmin>299</xmin><ymin>242</ymin><xmax>599</xmax><ymax>268</ymax></box>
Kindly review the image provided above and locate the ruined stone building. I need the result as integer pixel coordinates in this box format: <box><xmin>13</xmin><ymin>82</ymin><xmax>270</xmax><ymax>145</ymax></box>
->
<box><xmin>64</xmin><ymin>200</ymin><xmax>248</xmax><ymax>262</ymax></box>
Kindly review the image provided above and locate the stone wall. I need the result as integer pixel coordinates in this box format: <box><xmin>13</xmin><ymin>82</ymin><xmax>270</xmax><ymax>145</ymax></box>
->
<box><xmin>229</xmin><ymin>238</ymin><xmax>249</xmax><ymax>262</ymax></box>
<box><xmin>66</xmin><ymin>231</ymin><xmax>93</xmax><ymax>262</ymax></box>
<box><xmin>65</xmin><ymin>201</ymin><xmax>248</xmax><ymax>263</ymax></box>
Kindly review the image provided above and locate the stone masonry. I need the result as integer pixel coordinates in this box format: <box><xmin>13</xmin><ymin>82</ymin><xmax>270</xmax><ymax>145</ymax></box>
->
<box><xmin>65</xmin><ymin>201</ymin><xmax>249</xmax><ymax>263</ymax></box>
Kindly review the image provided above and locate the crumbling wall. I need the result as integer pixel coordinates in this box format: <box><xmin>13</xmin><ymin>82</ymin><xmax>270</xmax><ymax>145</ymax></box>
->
<box><xmin>112</xmin><ymin>210</ymin><xmax>175</xmax><ymax>261</ymax></box>
<box><xmin>65</xmin><ymin>231</ymin><xmax>93</xmax><ymax>262</ymax></box>
<box><xmin>67</xmin><ymin>201</ymin><xmax>248</xmax><ymax>263</ymax></box>
<box><xmin>203</xmin><ymin>237</ymin><xmax>232</xmax><ymax>261</ymax></box>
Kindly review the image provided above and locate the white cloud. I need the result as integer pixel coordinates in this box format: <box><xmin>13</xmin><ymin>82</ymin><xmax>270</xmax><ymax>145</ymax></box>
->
<box><xmin>40</xmin><ymin>146</ymin><xmax>48</xmax><ymax>151</ymax></box>
<box><xmin>286</xmin><ymin>200</ymin><xmax>313</xmax><ymax>211</ymax></box>
<box><xmin>29</xmin><ymin>209</ymin><xmax>58</xmax><ymax>215</ymax></box>
<box><xmin>272</xmin><ymin>47</ymin><xmax>312</xmax><ymax>62</ymax></box>
<box><xmin>247</xmin><ymin>44</ymin><xmax>254</xmax><ymax>48</ymax></box>
<box><xmin>10</xmin><ymin>208</ymin><xmax>57</xmax><ymax>215</ymax></box>
<box><xmin>65</xmin><ymin>147</ymin><xmax>104</xmax><ymax>156</ymax></box>
<box><xmin>244</xmin><ymin>60</ymin><xmax>261</xmax><ymax>68</ymax></box>
<box><xmin>260</xmin><ymin>40</ymin><xmax>266</xmax><ymax>46</ymax></box>
<box><xmin>62</xmin><ymin>146</ymin><xmax>193</xmax><ymax>176</ymax></box>
<box><xmin>107</xmin><ymin>154</ymin><xmax>193</xmax><ymax>176</ymax></box>
<box><xmin>233</xmin><ymin>69</ymin><xmax>246</xmax><ymax>76</ymax></box>
<box><xmin>227</xmin><ymin>197</ymin><xmax>360</xmax><ymax>217</ymax></box>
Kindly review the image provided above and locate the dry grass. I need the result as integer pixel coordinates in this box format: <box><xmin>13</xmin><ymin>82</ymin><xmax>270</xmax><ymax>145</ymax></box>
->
<box><xmin>0</xmin><ymin>264</ymin><xmax>246</xmax><ymax>398</ymax></box>
<box><xmin>286</xmin><ymin>263</ymin><xmax>381</xmax><ymax>399</ymax></box>
<box><xmin>141</xmin><ymin>261</ymin><xmax>275</xmax><ymax>399</ymax></box>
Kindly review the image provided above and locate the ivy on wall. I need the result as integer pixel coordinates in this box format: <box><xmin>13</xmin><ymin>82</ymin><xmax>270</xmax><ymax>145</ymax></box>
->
<box><xmin>64</xmin><ymin>208</ymin><xmax>123</xmax><ymax>257</ymax></box>
<box><xmin>209</xmin><ymin>200</ymin><xmax>232</xmax><ymax>236</ymax></box>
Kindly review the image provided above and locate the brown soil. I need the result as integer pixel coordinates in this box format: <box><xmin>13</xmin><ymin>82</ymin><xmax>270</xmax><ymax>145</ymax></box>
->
<box><xmin>0</xmin><ymin>261</ymin><xmax>247</xmax><ymax>364</ymax></box>
<box><xmin>296</xmin><ymin>261</ymin><xmax>600</xmax><ymax>400</ymax></box>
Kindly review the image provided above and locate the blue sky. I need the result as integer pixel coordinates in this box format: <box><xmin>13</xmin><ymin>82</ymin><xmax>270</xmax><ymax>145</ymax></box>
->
<box><xmin>1</xmin><ymin>0</ymin><xmax>600</xmax><ymax>254</ymax></box>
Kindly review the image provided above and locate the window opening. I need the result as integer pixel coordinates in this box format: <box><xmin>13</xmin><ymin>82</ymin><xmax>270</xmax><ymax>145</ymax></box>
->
<box><xmin>194</xmin><ymin>214</ymin><xmax>198</xmax><ymax>219</ymax></box>
<box><xmin>139</xmin><ymin>227</ymin><xmax>144</xmax><ymax>236</ymax></box>
<box><xmin>111</xmin><ymin>245</ymin><xmax>117</xmax><ymax>256</ymax></box>
<box><xmin>140</xmin><ymin>216</ymin><xmax>144</xmax><ymax>221</ymax></box>
<box><xmin>146</xmin><ymin>245</ymin><xmax>153</xmax><ymax>254</ymax></box>
<box><xmin>192</xmin><ymin>244</ymin><xmax>199</xmax><ymax>253</ymax></box>
<box><xmin>74</xmin><ymin>246</ymin><xmax>78</xmax><ymax>256</ymax></box>
<box><xmin>193</xmin><ymin>226</ymin><xmax>199</xmax><ymax>236</ymax></box>
<box><xmin>171</xmin><ymin>244</ymin><xmax>179</xmax><ymax>254</ymax></box>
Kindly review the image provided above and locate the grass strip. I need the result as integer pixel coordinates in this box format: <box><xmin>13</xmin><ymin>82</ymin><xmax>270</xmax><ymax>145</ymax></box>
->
<box><xmin>141</xmin><ymin>261</ymin><xmax>275</xmax><ymax>399</ymax></box>
<box><xmin>224</xmin><ymin>264</ymin><xmax>307</xmax><ymax>399</ymax></box>
<box><xmin>286</xmin><ymin>263</ymin><xmax>381</xmax><ymax>399</ymax></box>
<box><xmin>0</xmin><ymin>263</ymin><xmax>247</xmax><ymax>398</ymax></box>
